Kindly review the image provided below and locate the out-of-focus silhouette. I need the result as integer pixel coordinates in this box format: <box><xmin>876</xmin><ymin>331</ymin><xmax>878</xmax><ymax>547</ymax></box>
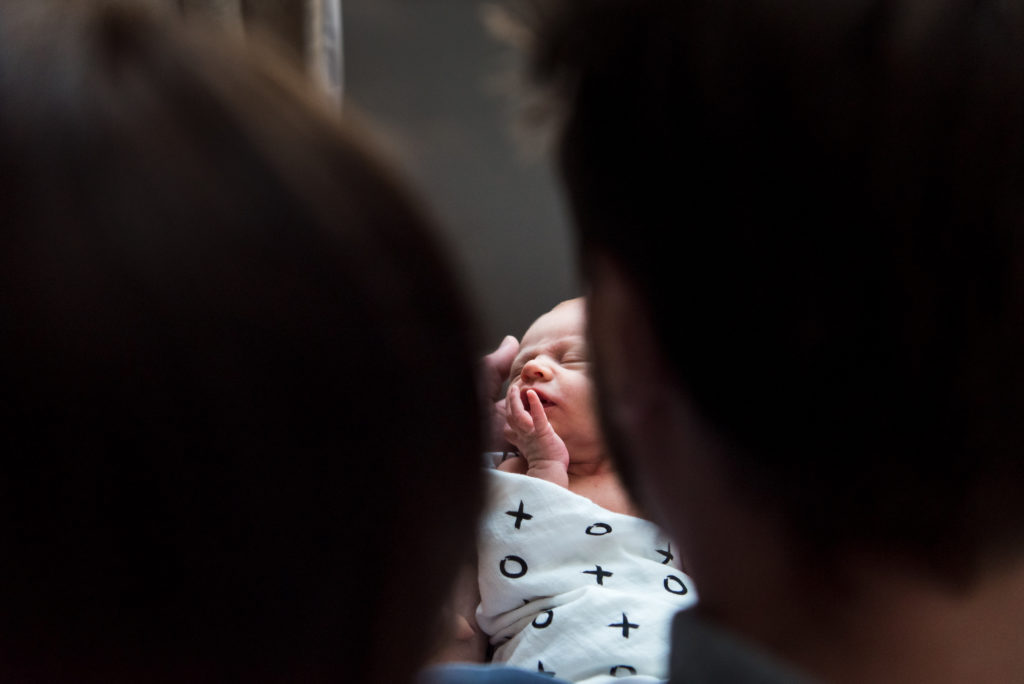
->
<box><xmin>0</xmin><ymin>1</ymin><xmax>482</xmax><ymax>682</ymax></box>
<box><xmin>505</xmin><ymin>0</ymin><xmax>1024</xmax><ymax>681</ymax></box>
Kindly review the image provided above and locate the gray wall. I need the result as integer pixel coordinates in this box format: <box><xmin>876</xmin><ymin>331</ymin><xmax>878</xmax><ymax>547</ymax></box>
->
<box><xmin>342</xmin><ymin>0</ymin><xmax>579</xmax><ymax>348</ymax></box>
<box><xmin>166</xmin><ymin>0</ymin><xmax>576</xmax><ymax>346</ymax></box>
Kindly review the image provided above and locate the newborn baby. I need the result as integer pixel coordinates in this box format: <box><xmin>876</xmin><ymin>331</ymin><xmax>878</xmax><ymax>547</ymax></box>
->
<box><xmin>497</xmin><ymin>298</ymin><xmax>636</xmax><ymax>516</ymax></box>
<box><xmin>476</xmin><ymin>298</ymin><xmax>697</xmax><ymax>683</ymax></box>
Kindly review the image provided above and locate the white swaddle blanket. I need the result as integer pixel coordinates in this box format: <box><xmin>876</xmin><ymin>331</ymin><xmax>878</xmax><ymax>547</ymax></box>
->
<box><xmin>477</xmin><ymin>470</ymin><xmax>698</xmax><ymax>683</ymax></box>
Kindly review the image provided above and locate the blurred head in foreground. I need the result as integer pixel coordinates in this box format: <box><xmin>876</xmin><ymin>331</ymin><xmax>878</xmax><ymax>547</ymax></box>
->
<box><xmin>510</xmin><ymin>0</ymin><xmax>1024</xmax><ymax>638</ymax></box>
<box><xmin>0</xmin><ymin>1</ymin><xmax>482</xmax><ymax>681</ymax></box>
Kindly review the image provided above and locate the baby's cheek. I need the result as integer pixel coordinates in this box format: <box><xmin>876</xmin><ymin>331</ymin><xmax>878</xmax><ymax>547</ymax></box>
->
<box><xmin>546</xmin><ymin>415</ymin><xmax>567</xmax><ymax>437</ymax></box>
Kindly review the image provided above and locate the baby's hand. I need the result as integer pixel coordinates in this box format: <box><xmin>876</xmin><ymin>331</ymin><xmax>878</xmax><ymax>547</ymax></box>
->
<box><xmin>503</xmin><ymin>385</ymin><xmax>570</xmax><ymax>488</ymax></box>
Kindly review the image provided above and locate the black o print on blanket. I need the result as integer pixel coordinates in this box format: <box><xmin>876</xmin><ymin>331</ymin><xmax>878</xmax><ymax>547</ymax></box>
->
<box><xmin>500</xmin><ymin>555</ymin><xmax>528</xmax><ymax>578</ymax></box>
<box><xmin>586</xmin><ymin>522</ymin><xmax>613</xmax><ymax>535</ymax></box>
<box><xmin>610</xmin><ymin>665</ymin><xmax>638</xmax><ymax>676</ymax></box>
<box><xmin>532</xmin><ymin>609</ymin><xmax>554</xmax><ymax>629</ymax></box>
<box><xmin>663</xmin><ymin>574</ymin><xmax>689</xmax><ymax>595</ymax></box>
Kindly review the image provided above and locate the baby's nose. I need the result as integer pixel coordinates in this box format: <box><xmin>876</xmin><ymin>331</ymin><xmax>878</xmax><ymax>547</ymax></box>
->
<box><xmin>521</xmin><ymin>358</ymin><xmax>554</xmax><ymax>382</ymax></box>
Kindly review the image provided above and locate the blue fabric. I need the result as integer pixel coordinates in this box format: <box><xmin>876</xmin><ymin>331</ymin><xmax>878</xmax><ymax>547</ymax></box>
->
<box><xmin>418</xmin><ymin>663</ymin><xmax>571</xmax><ymax>684</ymax></box>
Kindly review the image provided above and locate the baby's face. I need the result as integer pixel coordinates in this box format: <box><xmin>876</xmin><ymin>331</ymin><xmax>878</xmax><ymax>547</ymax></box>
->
<box><xmin>506</xmin><ymin>298</ymin><xmax>602</xmax><ymax>456</ymax></box>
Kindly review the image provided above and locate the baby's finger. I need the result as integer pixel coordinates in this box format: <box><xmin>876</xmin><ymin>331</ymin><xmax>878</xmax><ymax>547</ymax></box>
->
<box><xmin>505</xmin><ymin>385</ymin><xmax>534</xmax><ymax>431</ymax></box>
<box><xmin>524</xmin><ymin>390</ymin><xmax>550</xmax><ymax>430</ymax></box>
<box><xmin>504</xmin><ymin>384</ymin><xmax>519</xmax><ymax>419</ymax></box>
<box><xmin>503</xmin><ymin>423</ymin><xmax>520</xmax><ymax>446</ymax></box>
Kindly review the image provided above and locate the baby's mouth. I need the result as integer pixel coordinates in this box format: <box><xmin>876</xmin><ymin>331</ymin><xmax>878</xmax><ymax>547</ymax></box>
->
<box><xmin>522</xmin><ymin>389</ymin><xmax>555</xmax><ymax>410</ymax></box>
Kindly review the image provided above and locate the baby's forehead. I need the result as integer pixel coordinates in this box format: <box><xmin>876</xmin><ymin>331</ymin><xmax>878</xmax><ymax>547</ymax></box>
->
<box><xmin>519</xmin><ymin>320</ymin><xmax>584</xmax><ymax>349</ymax></box>
<box><xmin>517</xmin><ymin>331</ymin><xmax>586</xmax><ymax>353</ymax></box>
<box><xmin>522</xmin><ymin>301</ymin><xmax>585</xmax><ymax>339</ymax></box>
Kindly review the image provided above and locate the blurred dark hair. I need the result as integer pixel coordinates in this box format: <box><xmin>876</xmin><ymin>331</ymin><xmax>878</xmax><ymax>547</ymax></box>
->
<box><xmin>0</xmin><ymin>1</ymin><xmax>481</xmax><ymax>681</ymax></box>
<box><xmin>515</xmin><ymin>0</ymin><xmax>1024</xmax><ymax>579</ymax></box>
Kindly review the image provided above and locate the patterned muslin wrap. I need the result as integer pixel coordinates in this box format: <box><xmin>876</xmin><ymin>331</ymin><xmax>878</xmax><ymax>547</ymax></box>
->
<box><xmin>477</xmin><ymin>470</ymin><xmax>698</xmax><ymax>683</ymax></box>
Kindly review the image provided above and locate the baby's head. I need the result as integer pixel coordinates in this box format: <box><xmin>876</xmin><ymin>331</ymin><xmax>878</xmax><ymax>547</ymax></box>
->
<box><xmin>506</xmin><ymin>298</ymin><xmax>603</xmax><ymax>459</ymax></box>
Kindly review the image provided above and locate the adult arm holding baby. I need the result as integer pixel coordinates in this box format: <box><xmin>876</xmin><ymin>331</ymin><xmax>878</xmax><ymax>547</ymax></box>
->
<box><xmin>480</xmin><ymin>334</ymin><xmax>520</xmax><ymax>453</ymax></box>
